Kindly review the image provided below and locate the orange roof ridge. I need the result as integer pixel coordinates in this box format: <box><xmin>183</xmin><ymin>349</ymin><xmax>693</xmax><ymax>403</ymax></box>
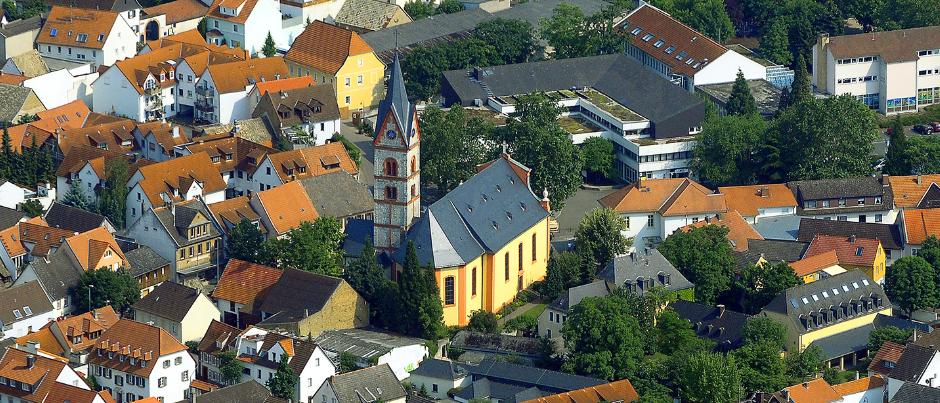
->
<box><xmin>831</xmin><ymin>375</ymin><xmax>885</xmax><ymax>397</ymax></box>
<box><xmin>790</xmin><ymin>250</ymin><xmax>840</xmax><ymax>277</ymax></box>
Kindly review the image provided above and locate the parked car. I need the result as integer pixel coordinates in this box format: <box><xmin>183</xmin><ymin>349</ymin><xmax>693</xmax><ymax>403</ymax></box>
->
<box><xmin>914</xmin><ymin>124</ymin><xmax>933</xmax><ymax>134</ymax></box>
<box><xmin>930</xmin><ymin>122</ymin><xmax>940</xmax><ymax>132</ymax></box>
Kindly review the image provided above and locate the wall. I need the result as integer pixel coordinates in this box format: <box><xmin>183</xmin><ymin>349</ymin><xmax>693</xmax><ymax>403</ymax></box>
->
<box><xmin>407</xmin><ymin>373</ymin><xmax>467</xmax><ymax>400</ymax></box>
<box><xmin>436</xmin><ymin>255</ymin><xmax>484</xmax><ymax>327</ymax></box>
<box><xmin>297</xmin><ymin>281</ymin><xmax>369</xmax><ymax>337</ymax></box>
<box><xmin>483</xmin><ymin>216</ymin><xmax>550</xmax><ymax>315</ymax></box>
<box><xmin>621</xmin><ymin>212</ymin><xmax>661</xmax><ymax>247</ymax></box>
<box><xmin>0</xmin><ymin>181</ymin><xmax>28</xmax><ymax>209</ymax></box>
<box><xmin>378</xmin><ymin>344</ymin><xmax>427</xmax><ymax>380</ymax></box>
<box><xmin>538</xmin><ymin>306</ymin><xmax>565</xmax><ymax>339</ymax></box>
<box><xmin>93</xmin><ymin>65</ymin><xmax>145</xmax><ymax>120</ymax></box>
<box><xmin>250</xmin><ymin>157</ymin><xmax>284</xmax><ymax>192</ymax></box>
<box><xmin>694</xmin><ymin>50</ymin><xmax>766</xmax><ymax>86</ymax></box>
<box><xmin>798</xmin><ymin>308</ymin><xmax>891</xmax><ymax>351</ymax></box>
<box><xmin>1</xmin><ymin>310</ymin><xmax>56</xmax><ymax>339</ymax></box>
<box><xmin>334</xmin><ymin>52</ymin><xmax>385</xmax><ymax>117</ymax></box>
<box><xmin>0</xmin><ymin>27</ymin><xmax>40</xmax><ymax>60</ymax></box>
<box><xmin>179</xmin><ymin>294</ymin><xmax>221</xmax><ymax>343</ymax></box>
<box><xmin>24</xmin><ymin>66</ymin><xmax>97</xmax><ymax>109</ymax></box>
<box><xmin>148</xmin><ymin>350</ymin><xmax>195</xmax><ymax>403</ymax></box>
<box><xmin>296</xmin><ymin>346</ymin><xmax>336</xmax><ymax>402</ymax></box>
<box><xmin>124</xmin><ymin>209</ymin><xmax>178</xmax><ymax>278</ymax></box>
<box><xmin>243</xmin><ymin>0</ymin><xmax>281</xmax><ymax>55</ymax></box>
<box><xmin>135</xmin><ymin>309</ymin><xmax>185</xmax><ymax>342</ymax></box>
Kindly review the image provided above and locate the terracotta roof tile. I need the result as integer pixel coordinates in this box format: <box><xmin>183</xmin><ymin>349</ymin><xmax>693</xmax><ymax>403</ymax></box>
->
<box><xmin>55</xmin><ymin>144</ymin><xmax>153</xmax><ymax>180</ymax></box>
<box><xmin>790</xmin><ymin>250</ymin><xmax>840</xmax><ymax>277</ymax></box>
<box><xmin>902</xmin><ymin>208</ymin><xmax>940</xmax><ymax>246</ymax></box>
<box><xmin>19</xmin><ymin>218</ymin><xmax>77</xmax><ymax>257</ymax></box>
<box><xmin>253</xmin><ymin>181</ymin><xmax>318</xmax><ymax>235</ymax></box>
<box><xmin>804</xmin><ymin>234</ymin><xmax>881</xmax><ymax>267</ymax></box>
<box><xmin>16</xmin><ymin>326</ymin><xmax>66</xmax><ymax>357</ymax></box>
<box><xmin>826</xmin><ymin>26</ymin><xmax>940</xmax><ymax>63</ymax></box>
<box><xmin>831</xmin><ymin>375</ymin><xmax>884</xmax><ymax>397</ymax></box>
<box><xmin>868</xmin><ymin>341</ymin><xmax>904</xmax><ymax>376</ymax></box>
<box><xmin>143</xmin><ymin>0</ymin><xmax>209</xmax><ymax>25</ymax></box>
<box><xmin>212</xmin><ymin>259</ymin><xmax>283</xmax><ymax>307</ymax></box>
<box><xmin>207</xmin><ymin>196</ymin><xmax>263</xmax><ymax>232</ymax></box>
<box><xmin>718</xmin><ymin>184</ymin><xmax>798</xmax><ymax>218</ymax></box>
<box><xmin>195</xmin><ymin>319</ymin><xmax>240</xmax><ymax>354</ymax></box>
<box><xmin>263</xmin><ymin>141</ymin><xmax>357</xmax><ymax>182</ymax></box>
<box><xmin>88</xmin><ymin>319</ymin><xmax>187</xmax><ymax>377</ymax></box>
<box><xmin>0</xmin><ymin>73</ymin><xmax>28</xmax><ymax>85</ymax></box>
<box><xmin>682</xmin><ymin>210</ymin><xmax>762</xmax><ymax>252</ymax></box>
<box><xmin>889</xmin><ymin>174</ymin><xmax>940</xmax><ymax>209</ymax></box>
<box><xmin>134</xmin><ymin>152</ymin><xmax>227</xmax><ymax>205</ymax></box>
<box><xmin>37</xmin><ymin>7</ymin><xmax>120</xmax><ymax>50</ymax></box>
<box><xmin>206</xmin><ymin>57</ymin><xmax>289</xmax><ymax>94</ymax></box>
<box><xmin>0</xmin><ymin>224</ymin><xmax>27</xmax><ymax>258</ymax></box>
<box><xmin>6</xmin><ymin>100</ymin><xmax>91</xmax><ymax>152</ymax></box>
<box><xmin>113</xmin><ymin>40</ymin><xmax>245</xmax><ymax>95</ymax></box>
<box><xmin>618</xmin><ymin>4</ymin><xmax>727</xmax><ymax>77</ymax></box>
<box><xmin>57</xmin><ymin>120</ymin><xmax>140</xmax><ymax>154</ymax></box>
<box><xmin>182</xmin><ymin>136</ymin><xmax>275</xmax><ymax>176</ymax></box>
<box><xmin>0</xmin><ymin>348</ymin><xmax>72</xmax><ymax>399</ymax></box>
<box><xmin>253</xmin><ymin>75</ymin><xmax>315</xmax><ymax>96</ymax></box>
<box><xmin>207</xmin><ymin>0</ymin><xmax>257</xmax><ymax>24</ymax></box>
<box><xmin>64</xmin><ymin>227</ymin><xmax>127</xmax><ymax>271</ymax></box>
<box><xmin>600</xmin><ymin>178</ymin><xmax>726</xmax><ymax>216</ymax></box>
<box><xmin>285</xmin><ymin>21</ymin><xmax>374</xmax><ymax>75</ymax></box>
<box><xmin>783</xmin><ymin>378</ymin><xmax>841</xmax><ymax>403</ymax></box>
<box><xmin>521</xmin><ymin>378</ymin><xmax>639</xmax><ymax>403</ymax></box>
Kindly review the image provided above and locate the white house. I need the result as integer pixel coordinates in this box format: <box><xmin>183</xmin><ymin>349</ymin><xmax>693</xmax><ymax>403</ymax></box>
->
<box><xmin>194</xmin><ymin>57</ymin><xmax>288</xmax><ymax>124</ymax></box>
<box><xmin>717</xmin><ymin>184</ymin><xmax>798</xmax><ymax>224</ymax></box>
<box><xmin>0</xmin><ymin>180</ymin><xmax>54</xmax><ymax>211</ymax></box>
<box><xmin>887</xmin><ymin>344</ymin><xmax>940</xmax><ymax>399</ymax></box>
<box><xmin>250</xmin><ymin>141</ymin><xmax>357</xmax><ymax>191</ymax></box>
<box><xmin>125</xmin><ymin>152</ymin><xmax>226</xmax><ymax>226</ymax></box>
<box><xmin>0</xmin><ymin>281</ymin><xmax>55</xmax><ymax>340</ymax></box>
<box><xmin>132</xmin><ymin>281</ymin><xmax>221</xmax><ymax>343</ymax></box>
<box><xmin>36</xmin><ymin>6</ymin><xmax>136</xmax><ymax>70</ymax></box>
<box><xmin>205</xmin><ymin>0</ymin><xmax>283</xmax><ymax>55</ymax></box>
<box><xmin>88</xmin><ymin>319</ymin><xmax>195</xmax><ymax>403</ymax></box>
<box><xmin>313</xmin><ymin>364</ymin><xmax>407</xmax><ymax>403</ymax></box>
<box><xmin>92</xmin><ymin>45</ymin><xmax>179</xmax><ymax>121</ymax></box>
<box><xmin>813</xmin><ymin>26</ymin><xmax>940</xmax><ymax>114</ymax></box>
<box><xmin>618</xmin><ymin>4</ymin><xmax>767</xmax><ymax>91</ymax></box>
<box><xmin>314</xmin><ymin>328</ymin><xmax>428</xmax><ymax>380</ymax></box>
<box><xmin>21</xmin><ymin>62</ymin><xmax>98</xmax><ymax>109</ymax></box>
<box><xmin>235</xmin><ymin>327</ymin><xmax>336</xmax><ymax>402</ymax></box>
<box><xmin>599</xmin><ymin>177</ymin><xmax>728</xmax><ymax>247</ymax></box>
<box><xmin>407</xmin><ymin>359</ymin><xmax>469</xmax><ymax>400</ymax></box>
<box><xmin>56</xmin><ymin>144</ymin><xmax>140</xmax><ymax>206</ymax></box>
<box><xmin>0</xmin><ymin>348</ymin><xmax>113</xmax><ymax>403</ymax></box>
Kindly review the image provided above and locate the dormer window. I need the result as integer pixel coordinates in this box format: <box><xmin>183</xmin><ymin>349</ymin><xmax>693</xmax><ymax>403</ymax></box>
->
<box><xmin>97</xmin><ymin>33</ymin><xmax>105</xmax><ymax>42</ymax></box>
<box><xmin>76</xmin><ymin>33</ymin><xmax>88</xmax><ymax>43</ymax></box>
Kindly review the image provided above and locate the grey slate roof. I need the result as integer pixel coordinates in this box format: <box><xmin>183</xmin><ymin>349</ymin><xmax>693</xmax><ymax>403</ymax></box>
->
<box><xmin>440</xmin><ymin>54</ymin><xmax>705</xmax><ymax>139</ymax></box>
<box><xmin>598</xmin><ymin>249</ymin><xmax>693</xmax><ymax>294</ymax></box>
<box><xmin>327</xmin><ymin>364</ymin><xmax>406</xmax><ymax>403</ymax></box>
<box><xmin>548</xmin><ymin>280</ymin><xmax>612</xmax><ymax>312</ymax></box>
<box><xmin>0</xmin><ymin>83</ymin><xmax>35</xmax><ymax>123</ymax></box>
<box><xmin>361</xmin><ymin>0</ymin><xmax>606</xmax><ymax>61</ymax></box>
<box><xmin>343</xmin><ymin>218</ymin><xmax>373</xmax><ymax>258</ymax></box>
<box><xmin>300</xmin><ymin>172</ymin><xmax>373</xmax><ymax>218</ymax></box>
<box><xmin>24</xmin><ymin>250</ymin><xmax>81</xmax><ymax>301</ymax></box>
<box><xmin>0</xmin><ymin>205</ymin><xmax>25</xmax><ymax>230</ymax></box>
<box><xmin>890</xmin><ymin>382</ymin><xmax>940</xmax><ymax>403</ymax></box>
<box><xmin>43</xmin><ymin>202</ymin><xmax>109</xmax><ymax>233</ymax></box>
<box><xmin>197</xmin><ymin>118</ymin><xmax>277</xmax><ymax>146</ymax></box>
<box><xmin>152</xmin><ymin>199</ymin><xmax>221</xmax><ymax>248</ymax></box>
<box><xmin>375</xmin><ymin>53</ymin><xmax>416</xmax><ymax>143</ymax></box>
<box><xmin>451</xmin><ymin>330</ymin><xmax>545</xmax><ymax>357</ymax></box>
<box><xmin>256</xmin><ymin>268</ymin><xmax>344</xmax><ymax>324</ymax></box>
<box><xmin>0</xmin><ymin>281</ymin><xmax>53</xmax><ymax>327</ymax></box>
<box><xmin>252</xmin><ymin>84</ymin><xmax>340</xmax><ymax>129</ymax></box>
<box><xmin>789</xmin><ymin>176</ymin><xmax>893</xmax><ymax>215</ymax></box>
<box><xmin>193</xmin><ymin>380</ymin><xmax>284</xmax><ymax>403</ymax></box>
<box><xmin>455</xmin><ymin>378</ymin><xmax>542</xmax><ymax>403</ymax></box>
<box><xmin>124</xmin><ymin>245</ymin><xmax>170</xmax><ymax>278</ymax></box>
<box><xmin>314</xmin><ymin>327</ymin><xmax>426</xmax><ymax>361</ymax></box>
<box><xmin>459</xmin><ymin>358</ymin><xmax>604</xmax><ymax>393</ymax></box>
<box><xmin>752</xmin><ymin>215</ymin><xmax>802</xmax><ymax>240</ymax></box>
<box><xmin>739</xmin><ymin>239</ymin><xmax>809</xmax><ymax>266</ymax></box>
<box><xmin>396</xmin><ymin>156</ymin><xmax>548</xmax><ymax>268</ymax></box>
<box><xmin>697</xmin><ymin>79</ymin><xmax>781</xmax><ymax>118</ymax></box>
<box><xmin>672</xmin><ymin>300</ymin><xmax>748</xmax><ymax>351</ymax></box>
<box><xmin>131</xmin><ymin>281</ymin><xmax>204</xmax><ymax>323</ymax></box>
<box><xmin>808</xmin><ymin>315</ymin><xmax>929</xmax><ymax>361</ymax></box>
<box><xmin>759</xmin><ymin>270</ymin><xmax>889</xmax><ymax>336</ymax></box>
<box><xmin>0</xmin><ymin>15</ymin><xmax>41</xmax><ymax>38</ymax></box>
<box><xmin>335</xmin><ymin>0</ymin><xmax>405</xmax><ymax>31</ymax></box>
<box><xmin>408</xmin><ymin>358</ymin><xmax>467</xmax><ymax>380</ymax></box>
<box><xmin>889</xmin><ymin>344</ymin><xmax>936</xmax><ymax>382</ymax></box>
<box><xmin>797</xmin><ymin>218</ymin><xmax>904</xmax><ymax>251</ymax></box>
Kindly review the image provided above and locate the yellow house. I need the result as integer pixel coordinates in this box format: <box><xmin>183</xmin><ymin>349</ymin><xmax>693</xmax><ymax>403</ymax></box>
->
<box><xmin>789</xmin><ymin>250</ymin><xmax>846</xmax><ymax>284</ymax></box>
<box><xmin>61</xmin><ymin>227</ymin><xmax>128</xmax><ymax>272</ymax></box>
<box><xmin>804</xmin><ymin>234</ymin><xmax>886</xmax><ymax>284</ymax></box>
<box><xmin>758</xmin><ymin>270</ymin><xmax>891</xmax><ymax>369</ymax></box>
<box><xmin>396</xmin><ymin>154</ymin><xmax>552</xmax><ymax>326</ymax></box>
<box><xmin>284</xmin><ymin>20</ymin><xmax>385</xmax><ymax>119</ymax></box>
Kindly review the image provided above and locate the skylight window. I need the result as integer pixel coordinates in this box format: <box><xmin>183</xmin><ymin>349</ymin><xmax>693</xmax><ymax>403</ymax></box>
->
<box><xmin>664</xmin><ymin>46</ymin><xmax>675</xmax><ymax>54</ymax></box>
<box><xmin>842</xmin><ymin>285</ymin><xmax>849</xmax><ymax>292</ymax></box>
<box><xmin>76</xmin><ymin>33</ymin><xmax>88</xmax><ymax>43</ymax></box>
<box><xmin>22</xmin><ymin>306</ymin><xmax>31</xmax><ymax>316</ymax></box>
<box><xmin>631</xmin><ymin>27</ymin><xmax>642</xmax><ymax>35</ymax></box>
<box><xmin>822</xmin><ymin>291</ymin><xmax>829</xmax><ymax>298</ymax></box>
<box><xmin>98</xmin><ymin>34</ymin><xmax>105</xmax><ymax>42</ymax></box>
<box><xmin>676</xmin><ymin>51</ymin><xmax>688</xmax><ymax>61</ymax></box>
<box><xmin>855</xmin><ymin>247</ymin><xmax>863</xmax><ymax>256</ymax></box>
<box><xmin>832</xmin><ymin>288</ymin><xmax>839</xmax><ymax>295</ymax></box>
<box><xmin>642</xmin><ymin>33</ymin><xmax>654</xmax><ymax>42</ymax></box>
<box><xmin>852</xmin><ymin>282</ymin><xmax>859</xmax><ymax>289</ymax></box>
<box><xmin>801</xmin><ymin>297</ymin><xmax>809</xmax><ymax>304</ymax></box>
<box><xmin>12</xmin><ymin>310</ymin><xmax>21</xmax><ymax>319</ymax></box>
<box><xmin>653</xmin><ymin>39</ymin><xmax>665</xmax><ymax>48</ymax></box>
<box><xmin>812</xmin><ymin>294</ymin><xmax>819</xmax><ymax>301</ymax></box>
<box><xmin>685</xmin><ymin>58</ymin><xmax>695</xmax><ymax>65</ymax></box>
<box><xmin>862</xmin><ymin>279</ymin><xmax>870</xmax><ymax>286</ymax></box>
<box><xmin>50</xmin><ymin>28</ymin><xmax>58</xmax><ymax>37</ymax></box>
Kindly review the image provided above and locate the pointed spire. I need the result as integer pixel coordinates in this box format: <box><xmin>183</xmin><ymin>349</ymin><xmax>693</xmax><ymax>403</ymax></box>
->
<box><xmin>375</xmin><ymin>49</ymin><xmax>413</xmax><ymax>141</ymax></box>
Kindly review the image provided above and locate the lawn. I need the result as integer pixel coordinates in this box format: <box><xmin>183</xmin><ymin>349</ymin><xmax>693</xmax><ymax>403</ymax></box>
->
<box><xmin>519</xmin><ymin>303</ymin><xmax>547</xmax><ymax>321</ymax></box>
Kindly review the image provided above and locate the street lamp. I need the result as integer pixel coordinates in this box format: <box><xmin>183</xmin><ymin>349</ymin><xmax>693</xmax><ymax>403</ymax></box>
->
<box><xmin>87</xmin><ymin>284</ymin><xmax>95</xmax><ymax>312</ymax></box>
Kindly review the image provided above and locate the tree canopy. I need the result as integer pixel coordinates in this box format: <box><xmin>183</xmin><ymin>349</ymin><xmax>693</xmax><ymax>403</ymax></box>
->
<box><xmin>677</xmin><ymin>352</ymin><xmax>745</xmax><ymax>403</ymax></box>
<box><xmin>658</xmin><ymin>225</ymin><xmax>736</xmax><ymax>304</ymax></box>
<box><xmin>398</xmin><ymin>242</ymin><xmax>445</xmax><ymax>339</ymax></box>
<box><xmin>267</xmin><ymin>355</ymin><xmax>297</xmax><ymax>400</ymax></box>
<box><xmin>419</xmin><ymin>106</ymin><xmax>495</xmax><ymax>194</ymax></box>
<box><xmin>726</xmin><ymin>70</ymin><xmax>758</xmax><ymax>116</ymax></box>
<box><xmin>886</xmin><ymin>256</ymin><xmax>938</xmax><ymax>316</ymax></box>
<box><xmin>575</xmin><ymin>208</ymin><xmax>630</xmax><ymax>274</ymax></box>
<box><xmin>562</xmin><ymin>294</ymin><xmax>646</xmax><ymax>381</ymax></box>
<box><xmin>72</xmin><ymin>268</ymin><xmax>140</xmax><ymax>315</ymax></box>
<box><xmin>96</xmin><ymin>158</ymin><xmax>130</xmax><ymax>229</ymax></box>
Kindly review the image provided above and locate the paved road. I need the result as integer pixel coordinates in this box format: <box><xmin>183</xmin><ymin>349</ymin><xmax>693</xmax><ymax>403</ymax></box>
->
<box><xmin>339</xmin><ymin>121</ymin><xmax>375</xmax><ymax>186</ymax></box>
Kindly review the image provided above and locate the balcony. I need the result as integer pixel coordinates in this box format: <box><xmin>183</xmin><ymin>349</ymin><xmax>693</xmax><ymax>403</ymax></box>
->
<box><xmin>195</xmin><ymin>86</ymin><xmax>215</xmax><ymax>97</ymax></box>
<box><xmin>144</xmin><ymin>86</ymin><xmax>162</xmax><ymax>96</ymax></box>
<box><xmin>145</xmin><ymin>95</ymin><xmax>163</xmax><ymax>111</ymax></box>
<box><xmin>176</xmin><ymin>250</ymin><xmax>219</xmax><ymax>276</ymax></box>
<box><xmin>195</xmin><ymin>98</ymin><xmax>214</xmax><ymax>113</ymax></box>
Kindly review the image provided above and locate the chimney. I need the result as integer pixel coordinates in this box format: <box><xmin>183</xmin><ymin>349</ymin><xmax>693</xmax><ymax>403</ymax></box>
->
<box><xmin>918</xmin><ymin>175</ymin><xmax>923</xmax><ymax>185</ymax></box>
<box><xmin>914</xmin><ymin>329</ymin><xmax>919</xmax><ymax>342</ymax></box>
<box><xmin>802</xmin><ymin>382</ymin><xmax>809</xmax><ymax>389</ymax></box>
<box><xmin>782</xmin><ymin>389</ymin><xmax>789</xmax><ymax>400</ymax></box>
<box><xmin>304</xmin><ymin>308</ymin><xmax>309</xmax><ymax>317</ymax></box>
<box><xmin>716</xmin><ymin>304</ymin><xmax>726</xmax><ymax>318</ymax></box>
<box><xmin>170</xmin><ymin>202</ymin><xmax>176</xmax><ymax>217</ymax></box>
<box><xmin>172</xmin><ymin>126</ymin><xmax>180</xmax><ymax>138</ymax></box>
<box><xmin>849</xmin><ymin>234</ymin><xmax>856</xmax><ymax>243</ymax></box>
<box><xmin>26</xmin><ymin>355</ymin><xmax>35</xmax><ymax>369</ymax></box>
<box><xmin>234</xmin><ymin>121</ymin><xmax>241</xmax><ymax>133</ymax></box>
<box><xmin>93</xmin><ymin>308</ymin><xmax>98</xmax><ymax>320</ymax></box>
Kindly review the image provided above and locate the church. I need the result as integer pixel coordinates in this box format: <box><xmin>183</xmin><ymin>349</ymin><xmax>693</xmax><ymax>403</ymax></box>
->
<box><xmin>371</xmin><ymin>54</ymin><xmax>552</xmax><ymax>326</ymax></box>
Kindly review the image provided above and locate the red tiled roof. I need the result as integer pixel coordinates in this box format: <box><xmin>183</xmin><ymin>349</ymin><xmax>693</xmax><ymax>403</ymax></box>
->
<box><xmin>212</xmin><ymin>259</ymin><xmax>283</xmax><ymax>307</ymax></box>
<box><xmin>718</xmin><ymin>184</ymin><xmax>798</xmax><ymax>218</ymax></box>
<box><xmin>285</xmin><ymin>21</ymin><xmax>374</xmax><ymax>74</ymax></box>
<box><xmin>902</xmin><ymin>208</ymin><xmax>940</xmax><ymax>246</ymax></box>
<box><xmin>37</xmin><ymin>7</ymin><xmax>120</xmax><ymax>50</ymax></box>
<box><xmin>88</xmin><ymin>319</ymin><xmax>188</xmax><ymax>377</ymax></box>
<box><xmin>804</xmin><ymin>234</ymin><xmax>882</xmax><ymax>267</ymax></box>
<box><xmin>832</xmin><ymin>375</ymin><xmax>885</xmax><ymax>397</ymax></box>
<box><xmin>790</xmin><ymin>250</ymin><xmax>840</xmax><ymax>277</ymax></box>
<box><xmin>868</xmin><ymin>341</ymin><xmax>904</xmax><ymax>376</ymax></box>
<box><xmin>600</xmin><ymin>178</ymin><xmax>726</xmax><ymax>216</ymax></box>
<box><xmin>618</xmin><ymin>4</ymin><xmax>727</xmax><ymax>77</ymax></box>
<box><xmin>253</xmin><ymin>76</ymin><xmax>315</xmax><ymax>96</ymax></box>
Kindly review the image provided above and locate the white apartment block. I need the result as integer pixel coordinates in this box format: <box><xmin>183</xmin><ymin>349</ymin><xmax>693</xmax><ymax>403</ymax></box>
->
<box><xmin>36</xmin><ymin>7</ymin><xmax>136</xmax><ymax>70</ymax></box>
<box><xmin>814</xmin><ymin>27</ymin><xmax>940</xmax><ymax>114</ymax></box>
<box><xmin>235</xmin><ymin>327</ymin><xmax>336</xmax><ymax>402</ymax></box>
<box><xmin>87</xmin><ymin>319</ymin><xmax>195</xmax><ymax>403</ymax></box>
<box><xmin>205</xmin><ymin>0</ymin><xmax>283</xmax><ymax>55</ymax></box>
<box><xmin>194</xmin><ymin>58</ymin><xmax>288</xmax><ymax>124</ymax></box>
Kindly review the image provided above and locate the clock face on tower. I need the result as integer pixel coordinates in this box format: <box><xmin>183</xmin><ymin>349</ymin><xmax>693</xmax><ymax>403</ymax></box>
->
<box><xmin>386</xmin><ymin>130</ymin><xmax>396</xmax><ymax>139</ymax></box>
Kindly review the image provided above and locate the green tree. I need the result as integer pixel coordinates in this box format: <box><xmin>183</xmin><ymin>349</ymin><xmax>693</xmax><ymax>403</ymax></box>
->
<box><xmin>732</xmin><ymin>340</ymin><xmax>789</xmax><ymax>394</ymax></box>
<box><xmin>18</xmin><ymin>199</ymin><xmax>42</xmax><ymax>218</ymax></box>
<box><xmin>404</xmin><ymin>0</ymin><xmax>435</xmax><ymax>19</ymax></box>
<box><xmin>886</xmin><ymin>256</ymin><xmax>938</xmax><ymax>316</ymax></box>
<box><xmin>226</xmin><ymin>219</ymin><xmax>267</xmax><ymax>263</ymax></box>
<box><xmin>655</xmin><ymin>309</ymin><xmax>711</xmax><ymax>355</ymax></box>
<box><xmin>72</xmin><ymin>268</ymin><xmax>140</xmax><ymax>315</ymax></box>
<box><xmin>868</xmin><ymin>326</ymin><xmax>913</xmax><ymax>353</ymax></box>
<box><xmin>539</xmin><ymin>3</ymin><xmax>623</xmax><ymax>59</ymax></box>
<box><xmin>267</xmin><ymin>355</ymin><xmax>297</xmax><ymax>400</ymax></box>
<box><xmin>0</xmin><ymin>127</ymin><xmax>13</xmax><ymax>180</ymax></box>
<box><xmin>774</xmin><ymin>94</ymin><xmax>878</xmax><ymax>181</ymax></box>
<box><xmin>398</xmin><ymin>242</ymin><xmax>445</xmax><ymax>339</ymax></box>
<box><xmin>338</xmin><ymin>352</ymin><xmax>359</xmax><ymax>373</ymax></box>
<box><xmin>737</xmin><ymin>262</ymin><xmax>801</xmax><ymax>314</ymax></box>
<box><xmin>436</xmin><ymin>0</ymin><xmax>463</xmax><ymax>13</ymax></box>
<box><xmin>62</xmin><ymin>179</ymin><xmax>92</xmax><ymax>211</ymax></box>
<box><xmin>653</xmin><ymin>0</ymin><xmax>735</xmax><ymax>43</ymax></box>
<box><xmin>790</xmin><ymin>54</ymin><xmax>813</xmax><ymax>106</ymax></box>
<box><xmin>562</xmin><ymin>294</ymin><xmax>646</xmax><ymax>381</ymax></box>
<box><xmin>580</xmin><ymin>137</ymin><xmax>615</xmax><ymax>182</ymax></box>
<box><xmin>677</xmin><ymin>352</ymin><xmax>744</xmax><ymax>403</ymax></box>
<box><xmin>541</xmin><ymin>251</ymin><xmax>584</xmax><ymax>300</ymax></box>
<box><xmin>262</xmin><ymin>32</ymin><xmax>277</xmax><ymax>57</ymax></box>
<box><xmin>218</xmin><ymin>350</ymin><xmax>244</xmax><ymax>385</ymax></box>
<box><xmin>759</xmin><ymin>18</ymin><xmax>792</xmax><ymax>66</ymax></box>
<box><xmin>96</xmin><ymin>158</ymin><xmax>129</xmax><ymax>229</ymax></box>
<box><xmin>658</xmin><ymin>225</ymin><xmax>736</xmax><ymax>304</ymax></box>
<box><xmin>742</xmin><ymin>316</ymin><xmax>788</xmax><ymax>348</ymax></box>
<box><xmin>344</xmin><ymin>240</ymin><xmax>386</xmax><ymax>299</ymax></box>
<box><xmin>14</xmin><ymin>113</ymin><xmax>38</xmax><ymax>125</ymax></box>
<box><xmin>575</xmin><ymin>208</ymin><xmax>630</xmax><ymax>273</ymax></box>
<box><xmin>692</xmin><ymin>112</ymin><xmax>766</xmax><ymax>186</ymax></box>
<box><xmin>331</xmin><ymin>134</ymin><xmax>362</xmax><ymax>167</ymax></box>
<box><xmin>467</xmin><ymin>310</ymin><xmax>500</xmax><ymax>333</ymax></box>
<box><xmin>884</xmin><ymin>115</ymin><xmax>911</xmax><ymax>175</ymax></box>
<box><xmin>278</xmin><ymin>218</ymin><xmax>345</xmax><ymax>276</ymax></box>
<box><xmin>726</xmin><ymin>70</ymin><xmax>758</xmax><ymax>116</ymax></box>
<box><xmin>497</xmin><ymin>93</ymin><xmax>582</xmax><ymax>209</ymax></box>
<box><xmin>419</xmin><ymin>106</ymin><xmax>494</xmax><ymax>193</ymax></box>
<box><xmin>473</xmin><ymin>19</ymin><xmax>538</xmax><ymax>64</ymax></box>
<box><xmin>785</xmin><ymin>345</ymin><xmax>823</xmax><ymax>383</ymax></box>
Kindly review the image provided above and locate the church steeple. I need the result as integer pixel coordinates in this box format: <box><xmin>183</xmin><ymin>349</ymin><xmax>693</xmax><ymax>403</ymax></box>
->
<box><xmin>372</xmin><ymin>50</ymin><xmax>421</xmax><ymax>261</ymax></box>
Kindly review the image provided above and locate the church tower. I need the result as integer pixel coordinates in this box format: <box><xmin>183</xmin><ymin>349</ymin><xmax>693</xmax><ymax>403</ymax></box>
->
<box><xmin>372</xmin><ymin>53</ymin><xmax>420</xmax><ymax>256</ymax></box>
